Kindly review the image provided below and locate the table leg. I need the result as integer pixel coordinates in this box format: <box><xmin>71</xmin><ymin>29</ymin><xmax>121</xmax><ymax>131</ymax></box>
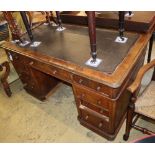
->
<box><xmin>56</xmin><ymin>11</ymin><xmax>63</xmax><ymax>28</ymax></box>
<box><xmin>129</xmin><ymin>11</ymin><xmax>132</xmax><ymax>16</ymax></box>
<box><xmin>118</xmin><ymin>11</ymin><xmax>125</xmax><ymax>41</ymax></box>
<box><xmin>87</xmin><ymin>11</ymin><xmax>97</xmax><ymax>62</ymax></box>
<box><xmin>20</xmin><ymin>11</ymin><xmax>34</xmax><ymax>42</ymax></box>
<box><xmin>0</xmin><ymin>61</ymin><xmax>12</xmax><ymax>97</ymax></box>
<box><xmin>45</xmin><ymin>12</ymin><xmax>51</xmax><ymax>24</ymax></box>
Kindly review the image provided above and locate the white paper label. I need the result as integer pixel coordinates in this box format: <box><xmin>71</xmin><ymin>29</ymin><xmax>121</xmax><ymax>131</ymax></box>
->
<box><xmin>115</xmin><ymin>36</ymin><xmax>128</xmax><ymax>43</ymax></box>
<box><xmin>85</xmin><ymin>58</ymin><xmax>102</xmax><ymax>67</ymax></box>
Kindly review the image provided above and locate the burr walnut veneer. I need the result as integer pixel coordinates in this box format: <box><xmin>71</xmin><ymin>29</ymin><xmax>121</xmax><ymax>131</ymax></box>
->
<box><xmin>0</xmin><ymin>23</ymin><xmax>153</xmax><ymax>140</ymax></box>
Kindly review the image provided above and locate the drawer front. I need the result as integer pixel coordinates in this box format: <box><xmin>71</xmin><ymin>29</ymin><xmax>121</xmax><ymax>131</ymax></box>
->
<box><xmin>74</xmin><ymin>84</ymin><xmax>110</xmax><ymax>111</ymax></box>
<box><xmin>19</xmin><ymin>72</ymin><xmax>30</xmax><ymax>84</ymax></box>
<box><xmin>8</xmin><ymin>52</ymin><xmax>30</xmax><ymax>74</ymax></box>
<box><xmin>79</xmin><ymin>105</ymin><xmax>110</xmax><ymax>131</ymax></box>
<box><xmin>73</xmin><ymin>74</ymin><xmax>112</xmax><ymax>97</ymax></box>
<box><xmin>29</xmin><ymin>60</ymin><xmax>72</xmax><ymax>83</ymax></box>
<box><xmin>77</xmin><ymin>98</ymin><xmax>109</xmax><ymax>117</ymax></box>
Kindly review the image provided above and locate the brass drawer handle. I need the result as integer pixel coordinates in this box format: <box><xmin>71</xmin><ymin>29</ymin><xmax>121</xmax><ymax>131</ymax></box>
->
<box><xmin>85</xmin><ymin>115</ymin><xmax>89</xmax><ymax>120</ymax></box>
<box><xmin>29</xmin><ymin>61</ymin><xmax>34</xmax><ymax>65</ymax></box>
<box><xmin>96</xmin><ymin>86</ymin><xmax>101</xmax><ymax>91</ymax></box>
<box><xmin>53</xmin><ymin>70</ymin><xmax>57</xmax><ymax>75</ymax></box>
<box><xmin>85</xmin><ymin>102</ymin><xmax>89</xmax><ymax>106</ymax></box>
<box><xmin>79</xmin><ymin>79</ymin><xmax>83</xmax><ymax>84</ymax></box>
<box><xmin>97</xmin><ymin>100</ymin><xmax>101</xmax><ymax>105</ymax></box>
<box><xmin>12</xmin><ymin>53</ymin><xmax>19</xmax><ymax>60</ymax></box>
<box><xmin>81</xmin><ymin>93</ymin><xmax>85</xmax><ymax>98</ymax></box>
<box><xmin>100</xmin><ymin>109</ymin><xmax>104</xmax><ymax>114</ymax></box>
<box><xmin>98</xmin><ymin>122</ymin><xmax>103</xmax><ymax>128</ymax></box>
<box><xmin>14</xmin><ymin>55</ymin><xmax>19</xmax><ymax>60</ymax></box>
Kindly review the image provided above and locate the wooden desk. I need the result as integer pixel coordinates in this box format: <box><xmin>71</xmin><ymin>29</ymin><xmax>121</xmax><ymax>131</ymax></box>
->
<box><xmin>0</xmin><ymin>23</ymin><xmax>153</xmax><ymax>140</ymax></box>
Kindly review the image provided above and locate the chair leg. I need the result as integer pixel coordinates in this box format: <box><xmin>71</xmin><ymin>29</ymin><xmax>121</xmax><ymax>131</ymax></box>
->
<box><xmin>0</xmin><ymin>61</ymin><xmax>12</xmax><ymax>97</ymax></box>
<box><xmin>123</xmin><ymin>103</ymin><xmax>135</xmax><ymax>141</ymax></box>
<box><xmin>147</xmin><ymin>34</ymin><xmax>154</xmax><ymax>63</ymax></box>
<box><xmin>1</xmin><ymin>80</ymin><xmax>12</xmax><ymax>97</ymax></box>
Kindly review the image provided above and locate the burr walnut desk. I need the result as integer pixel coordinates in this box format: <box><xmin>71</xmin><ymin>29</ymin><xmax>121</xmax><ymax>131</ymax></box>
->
<box><xmin>0</xmin><ymin>23</ymin><xmax>153</xmax><ymax>140</ymax></box>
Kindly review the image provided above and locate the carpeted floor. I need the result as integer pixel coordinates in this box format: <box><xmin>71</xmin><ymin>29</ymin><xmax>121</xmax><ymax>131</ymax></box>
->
<box><xmin>0</xmin><ymin>40</ymin><xmax>155</xmax><ymax>143</ymax></box>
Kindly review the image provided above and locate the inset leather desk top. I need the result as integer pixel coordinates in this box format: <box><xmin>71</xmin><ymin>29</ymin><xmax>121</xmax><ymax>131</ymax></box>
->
<box><xmin>23</xmin><ymin>24</ymin><xmax>138</xmax><ymax>73</ymax></box>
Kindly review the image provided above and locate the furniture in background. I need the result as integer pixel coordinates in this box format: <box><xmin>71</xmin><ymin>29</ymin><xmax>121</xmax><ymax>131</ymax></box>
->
<box><xmin>132</xmin><ymin>134</ymin><xmax>155</xmax><ymax>143</ymax></box>
<box><xmin>147</xmin><ymin>33</ymin><xmax>154</xmax><ymax>63</ymax></box>
<box><xmin>0</xmin><ymin>61</ymin><xmax>11</xmax><ymax>97</ymax></box>
<box><xmin>0</xmin><ymin>15</ymin><xmax>12</xmax><ymax>97</ymax></box>
<box><xmin>3</xmin><ymin>12</ymin><xmax>23</xmax><ymax>42</ymax></box>
<box><xmin>123</xmin><ymin>59</ymin><xmax>155</xmax><ymax>141</ymax></box>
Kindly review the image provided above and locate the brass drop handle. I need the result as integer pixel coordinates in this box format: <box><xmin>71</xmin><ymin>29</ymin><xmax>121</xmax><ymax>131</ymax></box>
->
<box><xmin>29</xmin><ymin>61</ymin><xmax>34</xmax><ymax>65</ymax></box>
<box><xmin>53</xmin><ymin>70</ymin><xmax>57</xmax><ymax>75</ymax></box>
<box><xmin>100</xmin><ymin>109</ymin><xmax>104</xmax><ymax>114</ymax></box>
<box><xmin>81</xmin><ymin>93</ymin><xmax>85</xmax><ymax>98</ymax></box>
<box><xmin>79</xmin><ymin>79</ymin><xmax>83</xmax><ymax>84</ymax></box>
<box><xmin>97</xmin><ymin>100</ymin><xmax>101</xmax><ymax>105</ymax></box>
<box><xmin>98</xmin><ymin>122</ymin><xmax>103</xmax><ymax>128</ymax></box>
<box><xmin>31</xmin><ymin>83</ymin><xmax>35</xmax><ymax>89</ymax></box>
<box><xmin>97</xmin><ymin>86</ymin><xmax>101</xmax><ymax>91</ymax></box>
<box><xmin>13</xmin><ymin>53</ymin><xmax>19</xmax><ymax>60</ymax></box>
<box><xmin>85</xmin><ymin>115</ymin><xmax>89</xmax><ymax>120</ymax></box>
<box><xmin>14</xmin><ymin>55</ymin><xmax>19</xmax><ymax>60</ymax></box>
<box><xmin>85</xmin><ymin>102</ymin><xmax>88</xmax><ymax>106</ymax></box>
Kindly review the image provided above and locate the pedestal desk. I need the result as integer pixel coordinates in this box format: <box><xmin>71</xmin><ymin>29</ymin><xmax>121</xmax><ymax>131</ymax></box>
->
<box><xmin>0</xmin><ymin>22</ymin><xmax>154</xmax><ymax>140</ymax></box>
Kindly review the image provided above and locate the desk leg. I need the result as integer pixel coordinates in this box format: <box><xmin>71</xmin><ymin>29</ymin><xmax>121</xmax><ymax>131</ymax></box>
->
<box><xmin>0</xmin><ymin>61</ymin><xmax>12</xmax><ymax>97</ymax></box>
<box><xmin>87</xmin><ymin>11</ymin><xmax>97</xmax><ymax>62</ymax></box>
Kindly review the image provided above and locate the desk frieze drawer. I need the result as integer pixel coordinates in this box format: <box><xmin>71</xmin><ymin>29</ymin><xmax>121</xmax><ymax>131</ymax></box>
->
<box><xmin>73</xmin><ymin>74</ymin><xmax>112</xmax><ymax>97</ymax></box>
<box><xmin>74</xmin><ymin>84</ymin><xmax>110</xmax><ymax>111</ymax></box>
<box><xmin>29</xmin><ymin>60</ymin><xmax>72</xmax><ymax>83</ymax></box>
<box><xmin>78</xmin><ymin>105</ymin><xmax>110</xmax><ymax>131</ymax></box>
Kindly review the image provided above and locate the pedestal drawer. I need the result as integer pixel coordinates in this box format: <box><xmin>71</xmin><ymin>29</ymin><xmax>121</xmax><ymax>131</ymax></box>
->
<box><xmin>74</xmin><ymin>84</ymin><xmax>110</xmax><ymax>111</ymax></box>
<box><xmin>77</xmin><ymin>99</ymin><xmax>109</xmax><ymax>117</ymax></box>
<box><xmin>79</xmin><ymin>105</ymin><xmax>110</xmax><ymax>131</ymax></box>
<box><xmin>73</xmin><ymin>74</ymin><xmax>111</xmax><ymax>97</ymax></box>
